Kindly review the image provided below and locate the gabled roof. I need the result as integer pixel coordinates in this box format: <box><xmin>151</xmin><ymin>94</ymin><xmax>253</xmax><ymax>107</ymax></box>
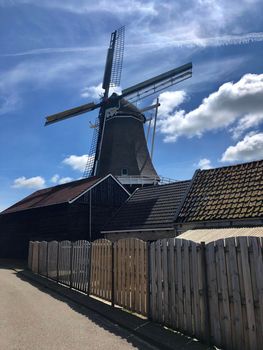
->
<box><xmin>1</xmin><ymin>175</ymin><xmax>124</xmax><ymax>215</ymax></box>
<box><xmin>176</xmin><ymin>160</ymin><xmax>263</xmax><ymax>223</ymax></box>
<box><xmin>103</xmin><ymin>180</ymin><xmax>191</xmax><ymax>232</ymax></box>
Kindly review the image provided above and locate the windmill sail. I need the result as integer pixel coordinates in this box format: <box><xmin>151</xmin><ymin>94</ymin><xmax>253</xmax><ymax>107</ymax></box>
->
<box><xmin>88</xmin><ymin>27</ymin><xmax>126</xmax><ymax>177</ymax></box>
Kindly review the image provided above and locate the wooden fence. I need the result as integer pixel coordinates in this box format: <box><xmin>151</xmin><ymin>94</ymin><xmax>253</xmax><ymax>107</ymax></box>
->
<box><xmin>90</xmin><ymin>239</ymin><xmax>112</xmax><ymax>302</ymax></box>
<box><xmin>71</xmin><ymin>240</ymin><xmax>90</xmax><ymax>294</ymax></box>
<box><xmin>28</xmin><ymin>236</ymin><xmax>263</xmax><ymax>350</ymax></box>
<box><xmin>150</xmin><ymin>239</ymin><xmax>207</xmax><ymax>340</ymax></box>
<box><xmin>114</xmin><ymin>239</ymin><xmax>148</xmax><ymax>316</ymax></box>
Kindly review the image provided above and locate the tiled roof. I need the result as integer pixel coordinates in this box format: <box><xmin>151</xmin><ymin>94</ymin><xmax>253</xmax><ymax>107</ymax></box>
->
<box><xmin>1</xmin><ymin>176</ymin><xmax>102</xmax><ymax>214</ymax></box>
<box><xmin>177</xmin><ymin>227</ymin><xmax>263</xmax><ymax>243</ymax></box>
<box><xmin>176</xmin><ymin>160</ymin><xmax>263</xmax><ymax>223</ymax></box>
<box><xmin>103</xmin><ymin>180</ymin><xmax>191</xmax><ymax>232</ymax></box>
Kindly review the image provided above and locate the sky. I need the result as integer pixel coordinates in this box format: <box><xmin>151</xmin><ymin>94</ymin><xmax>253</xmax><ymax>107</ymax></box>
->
<box><xmin>0</xmin><ymin>0</ymin><xmax>263</xmax><ymax>210</ymax></box>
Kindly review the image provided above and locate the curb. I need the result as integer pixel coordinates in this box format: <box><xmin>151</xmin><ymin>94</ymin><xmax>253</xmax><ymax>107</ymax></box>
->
<box><xmin>19</xmin><ymin>269</ymin><xmax>213</xmax><ymax>350</ymax></box>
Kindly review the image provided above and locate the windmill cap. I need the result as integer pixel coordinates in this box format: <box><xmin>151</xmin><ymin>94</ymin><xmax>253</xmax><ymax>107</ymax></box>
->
<box><xmin>108</xmin><ymin>93</ymin><xmax>145</xmax><ymax>122</ymax></box>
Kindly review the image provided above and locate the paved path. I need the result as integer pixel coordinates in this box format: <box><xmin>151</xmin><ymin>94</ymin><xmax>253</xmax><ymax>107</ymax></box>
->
<box><xmin>0</xmin><ymin>267</ymin><xmax>156</xmax><ymax>350</ymax></box>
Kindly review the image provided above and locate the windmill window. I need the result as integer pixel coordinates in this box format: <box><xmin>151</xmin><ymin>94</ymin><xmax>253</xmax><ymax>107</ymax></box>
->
<box><xmin>121</xmin><ymin>168</ymin><xmax>128</xmax><ymax>176</ymax></box>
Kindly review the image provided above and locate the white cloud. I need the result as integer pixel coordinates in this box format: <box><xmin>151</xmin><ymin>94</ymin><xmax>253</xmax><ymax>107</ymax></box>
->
<box><xmin>0</xmin><ymin>46</ymin><xmax>102</xmax><ymax>57</ymax></box>
<box><xmin>158</xmin><ymin>91</ymin><xmax>186</xmax><ymax>116</ymax></box>
<box><xmin>1</xmin><ymin>0</ymin><xmax>157</xmax><ymax>16</ymax></box>
<box><xmin>135</xmin><ymin>32</ymin><xmax>263</xmax><ymax>50</ymax></box>
<box><xmin>12</xmin><ymin>176</ymin><xmax>45</xmax><ymax>189</ymax></box>
<box><xmin>158</xmin><ymin>73</ymin><xmax>263</xmax><ymax>142</ymax></box>
<box><xmin>50</xmin><ymin>174</ymin><xmax>74</xmax><ymax>184</ymax></box>
<box><xmin>81</xmin><ymin>83</ymin><xmax>122</xmax><ymax>100</ymax></box>
<box><xmin>62</xmin><ymin>154</ymin><xmax>94</xmax><ymax>172</ymax></box>
<box><xmin>1</xmin><ymin>0</ymin><xmax>263</xmax><ymax>56</ymax></box>
<box><xmin>50</xmin><ymin>174</ymin><xmax>60</xmax><ymax>183</ymax></box>
<box><xmin>0</xmin><ymin>94</ymin><xmax>20</xmax><ymax>115</ymax></box>
<box><xmin>81</xmin><ymin>83</ymin><xmax>104</xmax><ymax>99</ymax></box>
<box><xmin>197</xmin><ymin>158</ymin><xmax>212</xmax><ymax>169</ymax></box>
<box><xmin>58</xmin><ymin>177</ymin><xmax>74</xmax><ymax>184</ymax></box>
<box><xmin>221</xmin><ymin>132</ymin><xmax>263</xmax><ymax>162</ymax></box>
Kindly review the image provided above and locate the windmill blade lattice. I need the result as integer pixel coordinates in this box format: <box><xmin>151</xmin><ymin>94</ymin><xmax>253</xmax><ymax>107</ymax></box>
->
<box><xmin>83</xmin><ymin>116</ymin><xmax>99</xmax><ymax>177</ymax></box>
<box><xmin>110</xmin><ymin>26</ymin><xmax>125</xmax><ymax>87</ymax></box>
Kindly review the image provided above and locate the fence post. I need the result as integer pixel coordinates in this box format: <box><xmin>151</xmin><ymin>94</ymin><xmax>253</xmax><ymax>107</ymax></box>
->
<box><xmin>70</xmin><ymin>242</ymin><xmax>73</xmax><ymax>289</ymax></box>
<box><xmin>56</xmin><ymin>241</ymin><xmax>59</xmax><ymax>282</ymax></box>
<box><xmin>87</xmin><ymin>241</ymin><xmax>92</xmax><ymax>296</ymax></box>
<box><xmin>201</xmin><ymin>241</ymin><xmax>211</xmax><ymax>345</ymax></box>
<box><xmin>111</xmin><ymin>242</ymin><xmax>115</xmax><ymax>307</ymax></box>
<box><xmin>147</xmin><ymin>241</ymin><xmax>151</xmax><ymax>320</ymax></box>
<box><xmin>37</xmin><ymin>242</ymin><xmax>40</xmax><ymax>275</ymax></box>
<box><xmin>46</xmin><ymin>242</ymin><xmax>49</xmax><ymax>278</ymax></box>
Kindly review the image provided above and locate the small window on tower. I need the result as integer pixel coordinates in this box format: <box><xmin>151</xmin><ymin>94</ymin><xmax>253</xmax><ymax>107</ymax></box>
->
<box><xmin>121</xmin><ymin>168</ymin><xmax>128</xmax><ymax>176</ymax></box>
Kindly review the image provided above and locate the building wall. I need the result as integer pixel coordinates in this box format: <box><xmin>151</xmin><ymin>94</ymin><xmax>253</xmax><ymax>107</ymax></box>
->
<box><xmin>105</xmin><ymin>229</ymin><xmax>176</xmax><ymax>242</ymax></box>
<box><xmin>0</xmin><ymin>177</ymin><xmax>129</xmax><ymax>259</ymax></box>
<box><xmin>174</xmin><ymin>218</ymin><xmax>263</xmax><ymax>236</ymax></box>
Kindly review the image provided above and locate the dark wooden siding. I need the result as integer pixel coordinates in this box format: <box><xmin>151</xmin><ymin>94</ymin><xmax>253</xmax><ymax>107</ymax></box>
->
<box><xmin>0</xmin><ymin>176</ymin><xmax>129</xmax><ymax>259</ymax></box>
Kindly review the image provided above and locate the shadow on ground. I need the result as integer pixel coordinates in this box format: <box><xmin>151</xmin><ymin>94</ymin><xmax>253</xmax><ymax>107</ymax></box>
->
<box><xmin>1</xmin><ymin>260</ymin><xmax>213</xmax><ymax>350</ymax></box>
<box><xmin>13</xmin><ymin>270</ymin><xmax>156</xmax><ymax>349</ymax></box>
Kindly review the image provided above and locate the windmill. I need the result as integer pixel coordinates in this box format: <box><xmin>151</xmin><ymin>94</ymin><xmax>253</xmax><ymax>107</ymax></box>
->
<box><xmin>45</xmin><ymin>27</ymin><xmax>192</xmax><ymax>187</ymax></box>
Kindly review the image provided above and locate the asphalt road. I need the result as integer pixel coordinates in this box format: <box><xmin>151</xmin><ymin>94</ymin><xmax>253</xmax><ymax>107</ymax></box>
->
<box><xmin>0</xmin><ymin>266</ymin><xmax>156</xmax><ymax>350</ymax></box>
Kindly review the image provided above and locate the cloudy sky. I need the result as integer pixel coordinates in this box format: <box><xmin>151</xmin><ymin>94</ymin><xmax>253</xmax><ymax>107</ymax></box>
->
<box><xmin>1</xmin><ymin>0</ymin><xmax>263</xmax><ymax>210</ymax></box>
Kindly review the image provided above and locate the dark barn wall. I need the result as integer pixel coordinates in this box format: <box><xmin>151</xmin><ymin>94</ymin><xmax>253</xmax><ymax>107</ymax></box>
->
<box><xmin>0</xmin><ymin>176</ymin><xmax>129</xmax><ymax>259</ymax></box>
<box><xmin>0</xmin><ymin>203</ymin><xmax>71</xmax><ymax>259</ymax></box>
<box><xmin>76</xmin><ymin>176</ymin><xmax>130</xmax><ymax>240</ymax></box>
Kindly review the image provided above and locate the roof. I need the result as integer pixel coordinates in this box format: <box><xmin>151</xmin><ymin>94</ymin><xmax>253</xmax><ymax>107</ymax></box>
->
<box><xmin>103</xmin><ymin>180</ymin><xmax>191</xmax><ymax>232</ymax></box>
<box><xmin>1</xmin><ymin>176</ymin><xmax>105</xmax><ymax>214</ymax></box>
<box><xmin>177</xmin><ymin>227</ymin><xmax>263</xmax><ymax>243</ymax></box>
<box><xmin>176</xmin><ymin>160</ymin><xmax>263</xmax><ymax>223</ymax></box>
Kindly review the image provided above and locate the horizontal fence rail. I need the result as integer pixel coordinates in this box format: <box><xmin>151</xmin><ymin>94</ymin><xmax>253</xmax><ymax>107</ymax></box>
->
<box><xmin>28</xmin><ymin>235</ymin><xmax>263</xmax><ymax>350</ymax></box>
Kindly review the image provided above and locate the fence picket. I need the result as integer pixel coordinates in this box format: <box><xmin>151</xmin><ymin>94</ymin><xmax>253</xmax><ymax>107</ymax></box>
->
<box><xmin>206</xmin><ymin>241</ymin><xmax>221</xmax><ymax>346</ymax></box>
<box><xmin>250</xmin><ymin>237</ymin><xmax>263</xmax><ymax>350</ymax></box>
<box><xmin>239</xmin><ymin>237</ymin><xmax>257</xmax><ymax>350</ymax></box>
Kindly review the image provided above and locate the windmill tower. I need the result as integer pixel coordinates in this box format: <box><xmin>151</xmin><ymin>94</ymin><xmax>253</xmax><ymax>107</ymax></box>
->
<box><xmin>45</xmin><ymin>27</ymin><xmax>192</xmax><ymax>188</ymax></box>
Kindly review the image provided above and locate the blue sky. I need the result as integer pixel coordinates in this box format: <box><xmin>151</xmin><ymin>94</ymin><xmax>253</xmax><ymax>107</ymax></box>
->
<box><xmin>1</xmin><ymin>0</ymin><xmax>263</xmax><ymax>210</ymax></box>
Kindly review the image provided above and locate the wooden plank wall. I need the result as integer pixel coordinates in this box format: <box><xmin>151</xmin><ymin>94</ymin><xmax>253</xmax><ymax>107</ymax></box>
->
<box><xmin>114</xmin><ymin>238</ymin><xmax>148</xmax><ymax>316</ymax></box>
<box><xmin>90</xmin><ymin>239</ymin><xmax>112</xmax><ymax>302</ymax></box>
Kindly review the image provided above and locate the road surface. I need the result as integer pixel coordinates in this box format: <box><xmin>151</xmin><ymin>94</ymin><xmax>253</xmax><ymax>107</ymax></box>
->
<box><xmin>0</xmin><ymin>266</ymin><xmax>156</xmax><ymax>350</ymax></box>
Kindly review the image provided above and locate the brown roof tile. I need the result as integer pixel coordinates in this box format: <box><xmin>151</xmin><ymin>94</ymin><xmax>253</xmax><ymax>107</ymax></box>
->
<box><xmin>1</xmin><ymin>176</ymin><xmax>102</xmax><ymax>214</ymax></box>
<box><xmin>176</xmin><ymin>160</ymin><xmax>263</xmax><ymax>223</ymax></box>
